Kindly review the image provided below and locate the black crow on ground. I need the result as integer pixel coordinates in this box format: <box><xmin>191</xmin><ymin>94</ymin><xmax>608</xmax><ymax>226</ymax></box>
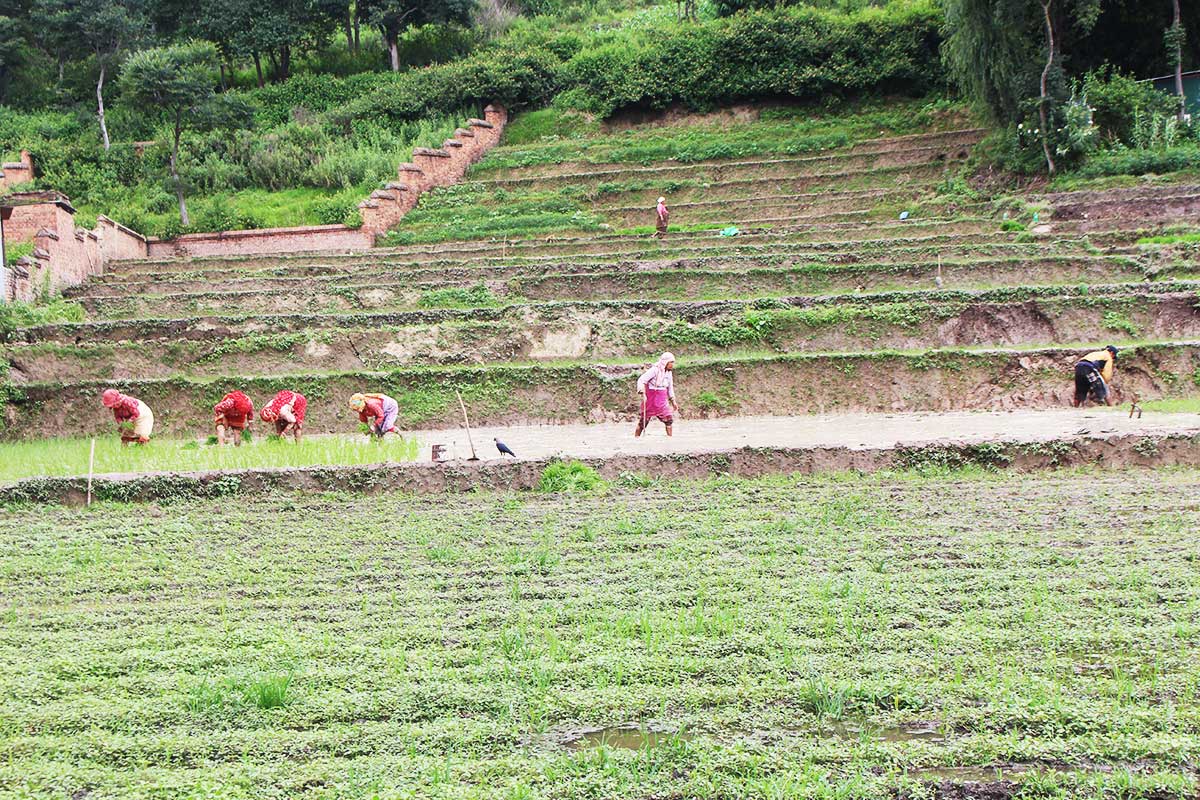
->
<box><xmin>495</xmin><ymin>438</ymin><xmax>516</xmax><ymax>457</ymax></box>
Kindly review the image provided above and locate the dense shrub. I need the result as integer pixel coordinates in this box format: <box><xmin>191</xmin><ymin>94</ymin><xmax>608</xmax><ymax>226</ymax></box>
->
<box><xmin>1082</xmin><ymin>68</ymin><xmax>1182</xmax><ymax>146</ymax></box>
<box><xmin>328</xmin><ymin>2</ymin><xmax>943</xmax><ymax>125</ymax></box>
<box><xmin>1076</xmin><ymin>146</ymin><xmax>1200</xmax><ymax>178</ymax></box>
<box><xmin>538</xmin><ymin>460</ymin><xmax>605</xmax><ymax>492</ymax></box>
<box><xmin>562</xmin><ymin>4</ymin><xmax>941</xmax><ymax>116</ymax></box>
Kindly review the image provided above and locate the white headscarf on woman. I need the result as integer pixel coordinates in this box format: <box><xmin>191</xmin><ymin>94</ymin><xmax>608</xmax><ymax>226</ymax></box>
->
<box><xmin>637</xmin><ymin>351</ymin><xmax>676</xmax><ymax>398</ymax></box>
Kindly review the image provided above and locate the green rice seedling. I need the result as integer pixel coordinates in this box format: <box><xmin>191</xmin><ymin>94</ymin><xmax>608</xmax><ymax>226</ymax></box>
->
<box><xmin>242</xmin><ymin>674</ymin><xmax>293</xmax><ymax>710</ymax></box>
<box><xmin>615</xmin><ymin>472</ymin><xmax>655</xmax><ymax>488</ymax></box>
<box><xmin>530</xmin><ymin>541</ymin><xmax>559</xmax><ymax>575</ymax></box>
<box><xmin>800</xmin><ymin>676</ymin><xmax>849</xmax><ymax>720</ymax></box>
<box><xmin>427</xmin><ymin>543</ymin><xmax>459</xmax><ymax>564</ymax></box>
<box><xmin>537</xmin><ymin>461</ymin><xmax>605</xmax><ymax>493</ymax></box>
<box><xmin>0</xmin><ymin>435</ymin><xmax>420</xmax><ymax>482</ymax></box>
<box><xmin>498</xmin><ymin>628</ymin><xmax>526</xmax><ymax>661</ymax></box>
<box><xmin>184</xmin><ymin>680</ymin><xmax>229</xmax><ymax>712</ymax></box>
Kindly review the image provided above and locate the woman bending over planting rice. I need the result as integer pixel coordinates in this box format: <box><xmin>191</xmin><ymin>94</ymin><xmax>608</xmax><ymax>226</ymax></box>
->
<box><xmin>635</xmin><ymin>352</ymin><xmax>679</xmax><ymax>438</ymax></box>
<box><xmin>350</xmin><ymin>393</ymin><xmax>400</xmax><ymax>438</ymax></box>
<box><xmin>101</xmin><ymin>388</ymin><xmax>154</xmax><ymax>446</ymax></box>
<box><xmin>213</xmin><ymin>390</ymin><xmax>254</xmax><ymax>446</ymax></box>
<box><xmin>260</xmin><ymin>390</ymin><xmax>306</xmax><ymax>442</ymax></box>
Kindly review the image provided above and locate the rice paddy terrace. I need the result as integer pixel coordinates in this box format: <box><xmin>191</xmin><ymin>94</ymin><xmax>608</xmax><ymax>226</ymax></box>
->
<box><xmin>2</xmin><ymin>107</ymin><xmax>1200</xmax><ymax>800</ymax></box>
<box><xmin>3</xmin><ymin>108</ymin><xmax>1200</xmax><ymax>460</ymax></box>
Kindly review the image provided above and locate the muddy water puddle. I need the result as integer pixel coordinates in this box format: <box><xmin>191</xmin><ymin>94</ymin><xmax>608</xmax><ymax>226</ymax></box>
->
<box><xmin>908</xmin><ymin>765</ymin><xmax>1029</xmax><ymax>782</ymax></box>
<box><xmin>564</xmin><ymin>723</ymin><xmax>692</xmax><ymax>751</ymax></box>
<box><xmin>822</xmin><ymin>720</ymin><xmax>946</xmax><ymax>743</ymax></box>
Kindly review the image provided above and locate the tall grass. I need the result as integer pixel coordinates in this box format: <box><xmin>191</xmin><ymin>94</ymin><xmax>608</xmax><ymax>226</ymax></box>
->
<box><xmin>537</xmin><ymin>460</ymin><xmax>605</xmax><ymax>492</ymax></box>
<box><xmin>0</xmin><ymin>435</ymin><xmax>420</xmax><ymax>483</ymax></box>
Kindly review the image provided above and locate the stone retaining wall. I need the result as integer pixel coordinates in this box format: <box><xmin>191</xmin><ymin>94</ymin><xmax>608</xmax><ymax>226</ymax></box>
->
<box><xmin>2</xmin><ymin>433</ymin><xmax>1197</xmax><ymax>505</ymax></box>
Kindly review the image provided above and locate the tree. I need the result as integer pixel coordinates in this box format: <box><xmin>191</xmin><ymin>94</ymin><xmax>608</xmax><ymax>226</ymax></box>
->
<box><xmin>944</xmin><ymin>0</ymin><xmax>1104</xmax><ymax>173</ymax></box>
<box><xmin>1037</xmin><ymin>0</ymin><xmax>1056</xmax><ymax>174</ymax></box>
<box><xmin>120</xmin><ymin>42</ymin><xmax>251</xmax><ymax>226</ymax></box>
<box><xmin>0</xmin><ymin>11</ymin><xmax>28</xmax><ymax>104</ymax></box>
<box><xmin>360</xmin><ymin>0</ymin><xmax>471</xmax><ymax>71</ymax></box>
<box><xmin>32</xmin><ymin>0</ymin><xmax>148</xmax><ymax>149</ymax></box>
<box><xmin>1166</xmin><ymin>0</ymin><xmax>1186</xmax><ymax>121</ymax></box>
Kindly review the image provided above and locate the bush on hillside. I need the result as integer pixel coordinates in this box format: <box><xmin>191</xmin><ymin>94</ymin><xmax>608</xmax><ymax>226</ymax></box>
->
<box><xmin>328</xmin><ymin>2</ymin><xmax>943</xmax><ymax>125</ymax></box>
<box><xmin>1082</xmin><ymin>68</ymin><xmax>1182</xmax><ymax>147</ymax></box>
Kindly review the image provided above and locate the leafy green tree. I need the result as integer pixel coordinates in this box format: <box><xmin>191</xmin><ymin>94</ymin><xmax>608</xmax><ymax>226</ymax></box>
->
<box><xmin>31</xmin><ymin>0</ymin><xmax>148</xmax><ymax>149</ymax></box>
<box><xmin>120</xmin><ymin>42</ymin><xmax>252</xmax><ymax>226</ymax></box>
<box><xmin>943</xmin><ymin>0</ymin><xmax>1103</xmax><ymax>173</ymax></box>
<box><xmin>0</xmin><ymin>6</ymin><xmax>29</xmax><ymax>104</ymax></box>
<box><xmin>360</xmin><ymin>0</ymin><xmax>472</xmax><ymax>71</ymax></box>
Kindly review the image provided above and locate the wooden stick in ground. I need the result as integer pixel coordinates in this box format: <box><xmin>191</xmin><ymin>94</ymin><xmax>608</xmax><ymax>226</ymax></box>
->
<box><xmin>455</xmin><ymin>390</ymin><xmax>479</xmax><ymax>460</ymax></box>
<box><xmin>87</xmin><ymin>438</ymin><xmax>96</xmax><ymax>507</ymax></box>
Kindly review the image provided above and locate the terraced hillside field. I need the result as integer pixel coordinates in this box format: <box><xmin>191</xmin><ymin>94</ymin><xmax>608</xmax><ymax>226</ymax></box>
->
<box><xmin>3</xmin><ymin>107</ymin><xmax>1200</xmax><ymax>453</ymax></box>
<box><xmin>3</xmin><ymin>104</ymin><xmax>1200</xmax><ymax>800</ymax></box>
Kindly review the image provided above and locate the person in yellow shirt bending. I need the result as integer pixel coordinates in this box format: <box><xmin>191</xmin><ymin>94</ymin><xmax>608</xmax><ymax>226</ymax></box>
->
<box><xmin>1073</xmin><ymin>345</ymin><xmax>1118</xmax><ymax>407</ymax></box>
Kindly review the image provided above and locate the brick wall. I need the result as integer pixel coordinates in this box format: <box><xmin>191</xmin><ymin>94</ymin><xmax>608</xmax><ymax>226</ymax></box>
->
<box><xmin>355</xmin><ymin>104</ymin><xmax>508</xmax><ymax>238</ymax></box>
<box><xmin>144</xmin><ymin>224</ymin><xmax>373</xmax><ymax>259</ymax></box>
<box><xmin>0</xmin><ymin>150</ymin><xmax>34</xmax><ymax>194</ymax></box>
<box><xmin>2</xmin><ymin>194</ymin><xmax>148</xmax><ymax>303</ymax></box>
<box><xmin>3</xmin><ymin>103</ymin><xmax>508</xmax><ymax>280</ymax></box>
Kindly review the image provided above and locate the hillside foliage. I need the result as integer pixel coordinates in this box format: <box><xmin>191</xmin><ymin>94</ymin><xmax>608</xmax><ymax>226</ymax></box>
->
<box><xmin>0</xmin><ymin>0</ymin><xmax>1196</xmax><ymax>236</ymax></box>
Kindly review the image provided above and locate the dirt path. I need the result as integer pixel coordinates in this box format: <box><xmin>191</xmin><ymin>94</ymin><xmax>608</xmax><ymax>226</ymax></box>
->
<box><xmin>405</xmin><ymin>408</ymin><xmax>1200</xmax><ymax>462</ymax></box>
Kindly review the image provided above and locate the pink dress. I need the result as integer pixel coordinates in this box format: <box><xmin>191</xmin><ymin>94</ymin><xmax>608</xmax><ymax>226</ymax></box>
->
<box><xmin>638</xmin><ymin>363</ymin><xmax>674</xmax><ymax>422</ymax></box>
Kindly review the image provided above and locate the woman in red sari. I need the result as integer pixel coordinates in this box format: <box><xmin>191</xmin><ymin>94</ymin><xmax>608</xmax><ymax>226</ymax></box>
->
<box><xmin>259</xmin><ymin>390</ymin><xmax>307</xmax><ymax>442</ymax></box>
<box><xmin>213</xmin><ymin>390</ymin><xmax>254</xmax><ymax>446</ymax></box>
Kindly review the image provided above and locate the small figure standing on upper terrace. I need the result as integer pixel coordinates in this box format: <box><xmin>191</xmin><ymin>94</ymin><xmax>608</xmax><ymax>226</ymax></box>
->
<box><xmin>655</xmin><ymin>196</ymin><xmax>670</xmax><ymax>238</ymax></box>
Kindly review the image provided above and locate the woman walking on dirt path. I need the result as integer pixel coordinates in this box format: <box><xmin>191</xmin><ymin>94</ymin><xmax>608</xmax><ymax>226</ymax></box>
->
<box><xmin>213</xmin><ymin>390</ymin><xmax>254</xmax><ymax>446</ymax></box>
<box><xmin>101</xmin><ymin>388</ymin><xmax>154</xmax><ymax>446</ymax></box>
<box><xmin>655</xmin><ymin>196</ymin><xmax>670</xmax><ymax>238</ymax></box>
<box><xmin>350</xmin><ymin>392</ymin><xmax>400</xmax><ymax>438</ymax></box>
<box><xmin>1073</xmin><ymin>345</ymin><xmax>1119</xmax><ymax>407</ymax></box>
<box><xmin>260</xmin><ymin>389</ymin><xmax>306</xmax><ymax>442</ymax></box>
<box><xmin>636</xmin><ymin>352</ymin><xmax>679</xmax><ymax>437</ymax></box>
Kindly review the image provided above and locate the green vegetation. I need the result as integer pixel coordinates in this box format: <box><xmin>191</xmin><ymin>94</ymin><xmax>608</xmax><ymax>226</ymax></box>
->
<box><xmin>1138</xmin><ymin>230</ymin><xmax>1200</xmax><ymax>245</ymax></box>
<box><xmin>1</xmin><ymin>0</ymin><xmax>951</xmax><ymax>237</ymax></box>
<box><xmin>537</xmin><ymin>459</ymin><xmax>605</xmax><ymax>491</ymax></box>
<box><xmin>417</xmin><ymin>283</ymin><xmax>499</xmax><ymax>308</ymax></box>
<box><xmin>944</xmin><ymin>1</ymin><xmax>1199</xmax><ymax>175</ymax></box>
<box><xmin>0</xmin><ymin>435</ymin><xmax>420</xmax><ymax>483</ymax></box>
<box><xmin>2</xmin><ymin>240</ymin><xmax>33</xmax><ymax>266</ymax></box>
<box><xmin>0</xmin><ymin>470</ymin><xmax>1196</xmax><ymax>796</ymax></box>
<box><xmin>474</xmin><ymin>97</ymin><xmax>965</xmax><ymax>171</ymax></box>
<box><xmin>0</xmin><ymin>298</ymin><xmax>85</xmax><ymax>338</ymax></box>
<box><xmin>384</xmin><ymin>98</ymin><xmax>969</xmax><ymax>244</ymax></box>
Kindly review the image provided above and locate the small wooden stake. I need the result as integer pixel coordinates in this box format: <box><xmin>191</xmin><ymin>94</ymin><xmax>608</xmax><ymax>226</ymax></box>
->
<box><xmin>456</xmin><ymin>390</ymin><xmax>480</xmax><ymax>460</ymax></box>
<box><xmin>86</xmin><ymin>438</ymin><xmax>96</xmax><ymax>507</ymax></box>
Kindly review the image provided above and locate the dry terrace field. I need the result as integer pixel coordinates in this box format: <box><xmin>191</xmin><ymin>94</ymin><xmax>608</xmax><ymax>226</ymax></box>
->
<box><xmin>0</xmin><ymin>468</ymin><xmax>1198</xmax><ymax>799</ymax></box>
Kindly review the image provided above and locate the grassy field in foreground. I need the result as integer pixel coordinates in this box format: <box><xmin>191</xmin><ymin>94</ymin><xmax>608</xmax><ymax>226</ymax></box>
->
<box><xmin>0</xmin><ymin>434</ymin><xmax>420</xmax><ymax>483</ymax></box>
<box><xmin>0</xmin><ymin>469</ymin><xmax>1198</xmax><ymax>798</ymax></box>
